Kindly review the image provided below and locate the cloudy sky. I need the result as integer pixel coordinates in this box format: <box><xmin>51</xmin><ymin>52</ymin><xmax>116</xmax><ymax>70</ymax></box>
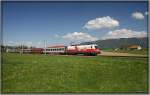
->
<box><xmin>3</xmin><ymin>1</ymin><xmax>148</xmax><ymax>47</ymax></box>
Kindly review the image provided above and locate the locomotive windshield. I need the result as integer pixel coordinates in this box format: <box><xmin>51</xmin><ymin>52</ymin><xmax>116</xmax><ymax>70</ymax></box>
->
<box><xmin>95</xmin><ymin>46</ymin><xmax>98</xmax><ymax>49</ymax></box>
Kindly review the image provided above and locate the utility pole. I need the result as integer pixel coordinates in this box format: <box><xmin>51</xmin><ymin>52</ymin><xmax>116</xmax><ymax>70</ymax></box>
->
<box><xmin>44</xmin><ymin>40</ymin><xmax>47</xmax><ymax>55</ymax></box>
<box><xmin>20</xmin><ymin>43</ymin><xmax>22</xmax><ymax>54</ymax></box>
<box><xmin>21</xmin><ymin>42</ymin><xmax>23</xmax><ymax>54</ymax></box>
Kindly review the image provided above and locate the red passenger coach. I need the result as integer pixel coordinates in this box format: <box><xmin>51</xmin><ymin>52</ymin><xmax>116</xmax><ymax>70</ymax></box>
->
<box><xmin>31</xmin><ymin>48</ymin><xmax>44</xmax><ymax>54</ymax></box>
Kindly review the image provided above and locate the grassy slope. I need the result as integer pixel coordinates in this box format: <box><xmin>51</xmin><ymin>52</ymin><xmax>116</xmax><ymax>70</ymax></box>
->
<box><xmin>2</xmin><ymin>53</ymin><xmax>148</xmax><ymax>93</ymax></box>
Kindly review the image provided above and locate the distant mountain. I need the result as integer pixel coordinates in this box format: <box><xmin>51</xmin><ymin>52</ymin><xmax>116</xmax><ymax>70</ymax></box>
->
<box><xmin>80</xmin><ymin>37</ymin><xmax>148</xmax><ymax>49</ymax></box>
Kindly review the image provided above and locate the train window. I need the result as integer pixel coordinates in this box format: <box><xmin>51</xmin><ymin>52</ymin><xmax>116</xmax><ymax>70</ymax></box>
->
<box><xmin>95</xmin><ymin>46</ymin><xmax>98</xmax><ymax>49</ymax></box>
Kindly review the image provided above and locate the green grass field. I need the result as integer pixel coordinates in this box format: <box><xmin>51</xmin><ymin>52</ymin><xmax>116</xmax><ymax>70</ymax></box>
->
<box><xmin>2</xmin><ymin>53</ymin><xmax>148</xmax><ymax>93</ymax></box>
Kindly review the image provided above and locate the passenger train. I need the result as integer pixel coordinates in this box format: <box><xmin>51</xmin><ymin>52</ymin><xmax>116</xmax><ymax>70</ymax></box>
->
<box><xmin>22</xmin><ymin>44</ymin><xmax>101</xmax><ymax>56</ymax></box>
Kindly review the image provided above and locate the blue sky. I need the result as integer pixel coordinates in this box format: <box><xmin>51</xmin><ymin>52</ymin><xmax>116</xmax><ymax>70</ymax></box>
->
<box><xmin>3</xmin><ymin>1</ymin><xmax>148</xmax><ymax>47</ymax></box>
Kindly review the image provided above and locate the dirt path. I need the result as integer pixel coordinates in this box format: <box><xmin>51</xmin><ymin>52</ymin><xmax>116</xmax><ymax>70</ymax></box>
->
<box><xmin>99</xmin><ymin>51</ymin><xmax>148</xmax><ymax>57</ymax></box>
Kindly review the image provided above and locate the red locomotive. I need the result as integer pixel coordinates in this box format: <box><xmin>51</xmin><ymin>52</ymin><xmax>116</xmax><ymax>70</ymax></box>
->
<box><xmin>66</xmin><ymin>44</ymin><xmax>100</xmax><ymax>56</ymax></box>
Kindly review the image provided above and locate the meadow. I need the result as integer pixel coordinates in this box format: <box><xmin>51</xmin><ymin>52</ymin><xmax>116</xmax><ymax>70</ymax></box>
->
<box><xmin>2</xmin><ymin>53</ymin><xmax>148</xmax><ymax>93</ymax></box>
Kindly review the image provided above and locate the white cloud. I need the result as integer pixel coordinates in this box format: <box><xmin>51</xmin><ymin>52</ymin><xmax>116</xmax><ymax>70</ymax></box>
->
<box><xmin>6</xmin><ymin>41</ymin><xmax>33</xmax><ymax>47</ymax></box>
<box><xmin>132</xmin><ymin>12</ymin><xmax>144</xmax><ymax>20</ymax></box>
<box><xmin>83</xmin><ymin>16</ymin><xmax>119</xmax><ymax>30</ymax></box>
<box><xmin>25</xmin><ymin>42</ymin><xmax>33</xmax><ymax>47</ymax></box>
<box><xmin>5</xmin><ymin>41</ymin><xmax>43</xmax><ymax>47</ymax></box>
<box><xmin>35</xmin><ymin>41</ymin><xmax>43</xmax><ymax>48</ymax></box>
<box><xmin>54</xmin><ymin>34</ymin><xmax>59</xmax><ymax>38</ymax></box>
<box><xmin>145</xmin><ymin>11</ymin><xmax>148</xmax><ymax>15</ymax></box>
<box><xmin>25</xmin><ymin>41</ymin><xmax>43</xmax><ymax>48</ymax></box>
<box><xmin>6</xmin><ymin>41</ymin><xmax>19</xmax><ymax>46</ymax></box>
<box><xmin>102</xmin><ymin>29</ymin><xmax>147</xmax><ymax>39</ymax></box>
<box><xmin>62</xmin><ymin>32</ymin><xmax>98</xmax><ymax>41</ymax></box>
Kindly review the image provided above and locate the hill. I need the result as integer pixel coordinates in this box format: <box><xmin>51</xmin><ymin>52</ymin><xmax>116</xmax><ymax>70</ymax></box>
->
<box><xmin>80</xmin><ymin>37</ymin><xmax>148</xmax><ymax>49</ymax></box>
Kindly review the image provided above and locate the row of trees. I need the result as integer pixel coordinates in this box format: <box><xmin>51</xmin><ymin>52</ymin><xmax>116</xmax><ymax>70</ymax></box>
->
<box><xmin>1</xmin><ymin>45</ymin><xmax>36</xmax><ymax>52</ymax></box>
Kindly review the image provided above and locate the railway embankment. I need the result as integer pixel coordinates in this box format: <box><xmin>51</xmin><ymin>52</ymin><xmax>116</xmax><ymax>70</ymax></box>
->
<box><xmin>99</xmin><ymin>51</ymin><xmax>148</xmax><ymax>58</ymax></box>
